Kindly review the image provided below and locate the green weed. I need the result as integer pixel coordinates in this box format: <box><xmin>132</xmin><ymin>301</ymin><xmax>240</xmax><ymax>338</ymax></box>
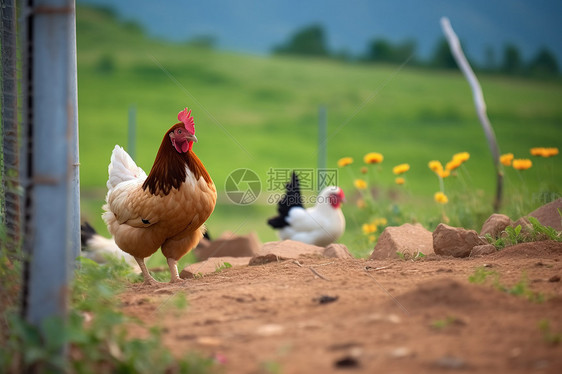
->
<box><xmin>396</xmin><ymin>251</ymin><xmax>426</xmax><ymax>261</ymax></box>
<box><xmin>468</xmin><ymin>267</ymin><xmax>544</xmax><ymax>303</ymax></box>
<box><xmin>0</xmin><ymin>255</ymin><xmax>215</xmax><ymax>374</ymax></box>
<box><xmin>486</xmin><ymin>218</ymin><xmax>561</xmax><ymax>250</ymax></box>
<box><xmin>431</xmin><ymin>316</ymin><xmax>460</xmax><ymax>330</ymax></box>
<box><xmin>538</xmin><ymin>319</ymin><xmax>562</xmax><ymax>345</ymax></box>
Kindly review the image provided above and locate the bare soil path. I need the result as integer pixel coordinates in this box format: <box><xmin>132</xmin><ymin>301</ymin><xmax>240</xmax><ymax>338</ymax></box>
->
<box><xmin>120</xmin><ymin>241</ymin><xmax>562</xmax><ymax>373</ymax></box>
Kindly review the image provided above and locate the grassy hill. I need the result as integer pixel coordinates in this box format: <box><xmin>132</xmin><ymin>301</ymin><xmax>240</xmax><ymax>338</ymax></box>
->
<box><xmin>76</xmin><ymin>5</ymin><xmax>562</xmax><ymax>260</ymax></box>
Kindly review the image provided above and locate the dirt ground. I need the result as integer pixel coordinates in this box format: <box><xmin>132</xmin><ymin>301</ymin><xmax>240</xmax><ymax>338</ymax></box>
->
<box><xmin>120</xmin><ymin>241</ymin><xmax>562</xmax><ymax>374</ymax></box>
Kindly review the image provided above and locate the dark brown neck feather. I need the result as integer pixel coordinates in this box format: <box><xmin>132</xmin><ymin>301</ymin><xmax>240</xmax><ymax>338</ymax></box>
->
<box><xmin>142</xmin><ymin>128</ymin><xmax>212</xmax><ymax>195</ymax></box>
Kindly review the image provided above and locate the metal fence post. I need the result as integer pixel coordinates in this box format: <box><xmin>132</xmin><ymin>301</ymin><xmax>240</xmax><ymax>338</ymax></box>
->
<box><xmin>22</xmin><ymin>0</ymin><xmax>78</xmax><ymax>345</ymax></box>
<box><xmin>317</xmin><ymin>105</ymin><xmax>327</xmax><ymax>191</ymax></box>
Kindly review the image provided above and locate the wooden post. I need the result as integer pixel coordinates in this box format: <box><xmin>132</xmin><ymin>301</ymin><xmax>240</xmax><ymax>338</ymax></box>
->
<box><xmin>441</xmin><ymin>17</ymin><xmax>503</xmax><ymax>212</ymax></box>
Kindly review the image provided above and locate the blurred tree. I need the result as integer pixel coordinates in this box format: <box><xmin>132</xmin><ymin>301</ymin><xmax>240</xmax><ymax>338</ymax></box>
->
<box><xmin>501</xmin><ymin>44</ymin><xmax>522</xmax><ymax>75</ymax></box>
<box><xmin>527</xmin><ymin>48</ymin><xmax>559</xmax><ymax>77</ymax></box>
<box><xmin>364</xmin><ymin>38</ymin><xmax>417</xmax><ymax>64</ymax></box>
<box><xmin>483</xmin><ymin>45</ymin><xmax>497</xmax><ymax>72</ymax></box>
<box><xmin>430</xmin><ymin>38</ymin><xmax>458</xmax><ymax>69</ymax></box>
<box><xmin>186</xmin><ymin>35</ymin><xmax>217</xmax><ymax>49</ymax></box>
<box><xmin>272</xmin><ymin>24</ymin><xmax>330</xmax><ymax>57</ymax></box>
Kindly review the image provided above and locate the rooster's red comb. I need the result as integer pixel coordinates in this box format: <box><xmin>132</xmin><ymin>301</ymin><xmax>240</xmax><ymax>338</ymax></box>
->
<box><xmin>178</xmin><ymin>108</ymin><xmax>195</xmax><ymax>134</ymax></box>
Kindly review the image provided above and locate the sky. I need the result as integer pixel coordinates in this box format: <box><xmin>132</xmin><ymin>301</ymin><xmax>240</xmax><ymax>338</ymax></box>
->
<box><xmin>77</xmin><ymin>0</ymin><xmax>562</xmax><ymax>66</ymax></box>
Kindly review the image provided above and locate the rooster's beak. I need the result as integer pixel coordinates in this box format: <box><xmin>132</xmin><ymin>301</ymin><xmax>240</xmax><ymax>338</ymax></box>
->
<box><xmin>187</xmin><ymin>134</ymin><xmax>198</xmax><ymax>143</ymax></box>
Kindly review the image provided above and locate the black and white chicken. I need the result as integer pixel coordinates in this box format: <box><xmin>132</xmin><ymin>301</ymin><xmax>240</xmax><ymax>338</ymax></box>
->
<box><xmin>267</xmin><ymin>172</ymin><xmax>345</xmax><ymax>247</ymax></box>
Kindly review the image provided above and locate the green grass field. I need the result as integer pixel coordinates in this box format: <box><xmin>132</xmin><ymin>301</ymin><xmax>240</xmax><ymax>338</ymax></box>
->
<box><xmin>76</xmin><ymin>6</ymin><xmax>562</xmax><ymax>261</ymax></box>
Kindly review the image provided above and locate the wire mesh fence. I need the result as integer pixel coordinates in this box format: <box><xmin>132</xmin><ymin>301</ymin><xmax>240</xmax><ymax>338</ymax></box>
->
<box><xmin>1</xmin><ymin>0</ymin><xmax>23</xmax><ymax>253</ymax></box>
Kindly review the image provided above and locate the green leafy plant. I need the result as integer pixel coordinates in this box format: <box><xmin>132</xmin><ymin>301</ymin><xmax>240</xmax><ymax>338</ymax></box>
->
<box><xmin>431</xmin><ymin>316</ymin><xmax>460</xmax><ymax>330</ymax></box>
<box><xmin>538</xmin><ymin>319</ymin><xmax>562</xmax><ymax>345</ymax></box>
<box><xmin>1</xmin><ymin>256</ymin><xmax>215</xmax><ymax>374</ymax></box>
<box><xmin>486</xmin><ymin>218</ymin><xmax>561</xmax><ymax>250</ymax></box>
<box><xmin>468</xmin><ymin>267</ymin><xmax>544</xmax><ymax>303</ymax></box>
<box><xmin>214</xmin><ymin>262</ymin><xmax>232</xmax><ymax>273</ymax></box>
<box><xmin>396</xmin><ymin>251</ymin><xmax>426</xmax><ymax>261</ymax></box>
<box><xmin>468</xmin><ymin>267</ymin><xmax>498</xmax><ymax>284</ymax></box>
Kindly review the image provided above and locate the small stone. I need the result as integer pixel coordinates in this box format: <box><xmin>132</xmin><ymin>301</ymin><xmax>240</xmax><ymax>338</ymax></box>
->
<box><xmin>370</xmin><ymin>223</ymin><xmax>434</xmax><ymax>260</ymax></box>
<box><xmin>256</xmin><ymin>324</ymin><xmax>284</xmax><ymax>337</ymax></box>
<box><xmin>470</xmin><ymin>244</ymin><xmax>496</xmax><ymax>257</ymax></box>
<box><xmin>480</xmin><ymin>214</ymin><xmax>512</xmax><ymax>238</ymax></box>
<box><xmin>196</xmin><ymin>336</ymin><xmax>223</xmax><ymax>347</ymax></box>
<box><xmin>193</xmin><ymin>231</ymin><xmax>262</xmax><ymax>261</ymax></box>
<box><xmin>548</xmin><ymin>275</ymin><xmax>561</xmax><ymax>282</ymax></box>
<box><xmin>334</xmin><ymin>356</ymin><xmax>360</xmax><ymax>368</ymax></box>
<box><xmin>314</xmin><ymin>295</ymin><xmax>339</xmax><ymax>304</ymax></box>
<box><xmin>433</xmin><ymin>223</ymin><xmax>487</xmax><ymax>258</ymax></box>
<box><xmin>527</xmin><ymin>198</ymin><xmax>562</xmax><ymax>231</ymax></box>
<box><xmin>390</xmin><ymin>347</ymin><xmax>413</xmax><ymax>358</ymax></box>
<box><xmin>434</xmin><ymin>355</ymin><xmax>466</xmax><ymax>369</ymax></box>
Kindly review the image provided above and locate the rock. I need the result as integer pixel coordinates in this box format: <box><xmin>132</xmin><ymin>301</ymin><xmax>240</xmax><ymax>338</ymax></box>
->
<box><xmin>193</xmin><ymin>232</ymin><xmax>261</xmax><ymax>261</ymax></box>
<box><xmin>369</xmin><ymin>223</ymin><xmax>434</xmax><ymax>260</ymax></box>
<box><xmin>434</xmin><ymin>355</ymin><xmax>466</xmax><ymax>369</ymax></box>
<box><xmin>433</xmin><ymin>223</ymin><xmax>487</xmax><ymax>258</ymax></box>
<box><xmin>249</xmin><ymin>240</ymin><xmax>351</xmax><ymax>265</ymax></box>
<box><xmin>324</xmin><ymin>243</ymin><xmax>353</xmax><ymax>259</ymax></box>
<box><xmin>527</xmin><ymin>198</ymin><xmax>562</xmax><ymax>231</ymax></box>
<box><xmin>180</xmin><ymin>256</ymin><xmax>251</xmax><ymax>279</ymax></box>
<box><xmin>470</xmin><ymin>244</ymin><xmax>497</xmax><ymax>257</ymax></box>
<box><xmin>511</xmin><ymin>217</ymin><xmax>532</xmax><ymax>233</ymax></box>
<box><xmin>548</xmin><ymin>275</ymin><xmax>560</xmax><ymax>283</ymax></box>
<box><xmin>480</xmin><ymin>213</ymin><xmax>512</xmax><ymax>238</ymax></box>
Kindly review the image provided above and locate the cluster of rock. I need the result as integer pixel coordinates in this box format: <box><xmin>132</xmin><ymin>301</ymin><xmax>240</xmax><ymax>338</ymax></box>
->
<box><xmin>180</xmin><ymin>233</ymin><xmax>352</xmax><ymax>279</ymax></box>
<box><xmin>371</xmin><ymin>198</ymin><xmax>561</xmax><ymax>259</ymax></box>
<box><xmin>180</xmin><ymin>199</ymin><xmax>561</xmax><ymax>277</ymax></box>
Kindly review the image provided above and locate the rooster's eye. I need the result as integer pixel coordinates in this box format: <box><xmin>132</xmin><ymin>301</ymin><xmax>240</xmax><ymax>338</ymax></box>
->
<box><xmin>177</xmin><ymin>129</ymin><xmax>182</xmax><ymax>134</ymax></box>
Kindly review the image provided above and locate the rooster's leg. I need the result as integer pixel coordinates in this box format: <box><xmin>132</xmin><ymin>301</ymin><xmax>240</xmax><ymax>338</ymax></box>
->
<box><xmin>134</xmin><ymin>257</ymin><xmax>159</xmax><ymax>285</ymax></box>
<box><xmin>167</xmin><ymin>257</ymin><xmax>184</xmax><ymax>283</ymax></box>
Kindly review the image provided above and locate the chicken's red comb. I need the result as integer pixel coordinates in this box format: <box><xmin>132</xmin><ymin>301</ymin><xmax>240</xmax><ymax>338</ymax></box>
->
<box><xmin>178</xmin><ymin>108</ymin><xmax>195</xmax><ymax>134</ymax></box>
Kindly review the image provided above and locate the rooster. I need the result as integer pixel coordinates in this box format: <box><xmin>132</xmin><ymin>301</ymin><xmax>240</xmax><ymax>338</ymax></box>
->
<box><xmin>102</xmin><ymin>108</ymin><xmax>216</xmax><ymax>284</ymax></box>
<box><xmin>267</xmin><ymin>172</ymin><xmax>345</xmax><ymax>247</ymax></box>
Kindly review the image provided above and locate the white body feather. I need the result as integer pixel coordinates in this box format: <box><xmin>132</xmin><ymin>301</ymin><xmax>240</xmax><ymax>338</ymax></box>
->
<box><xmin>278</xmin><ymin>187</ymin><xmax>345</xmax><ymax>247</ymax></box>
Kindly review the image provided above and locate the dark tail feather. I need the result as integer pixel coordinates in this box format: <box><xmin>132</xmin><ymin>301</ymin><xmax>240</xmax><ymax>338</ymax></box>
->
<box><xmin>81</xmin><ymin>221</ymin><xmax>97</xmax><ymax>249</ymax></box>
<box><xmin>267</xmin><ymin>171</ymin><xmax>304</xmax><ymax>229</ymax></box>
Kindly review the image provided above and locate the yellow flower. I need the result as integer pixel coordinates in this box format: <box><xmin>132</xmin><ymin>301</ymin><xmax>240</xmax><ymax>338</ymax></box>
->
<box><xmin>530</xmin><ymin>147</ymin><xmax>545</xmax><ymax>156</ymax></box>
<box><xmin>364</xmin><ymin>152</ymin><xmax>384</xmax><ymax>164</ymax></box>
<box><xmin>392</xmin><ymin>163</ymin><xmax>410</xmax><ymax>175</ymax></box>
<box><xmin>531</xmin><ymin>147</ymin><xmax>559</xmax><ymax>158</ymax></box>
<box><xmin>368</xmin><ymin>235</ymin><xmax>377</xmax><ymax>244</ymax></box>
<box><xmin>500</xmin><ymin>153</ymin><xmax>514</xmax><ymax>166</ymax></box>
<box><xmin>445</xmin><ymin>158</ymin><xmax>462</xmax><ymax>171</ymax></box>
<box><xmin>395</xmin><ymin>177</ymin><xmax>405</xmax><ymax>185</ymax></box>
<box><xmin>512</xmin><ymin>159</ymin><xmax>532</xmax><ymax>170</ymax></box>
<box><xmin>354</xmin><ymin>179</ymin><xmax>367</xmax><ymax>190</ymax></box>
<box><xmin>362</xmin><ymin>223</ymin><xmax>377</xmax><ymax>235</ymax></box>
<box><xmin>428</xmin><ymin>160</ymin><xmax>443</xmax><ymax>173</ymax></box>
<box><xmin>453</xmin><ymin>152</ymin><xmax>470</xmax><ymax>163</ymax></box>
<box><xmin>337</xmin><ymin>157</ymin><xmax>353</xmax><ymax>167</ymax></box>
<box><xmin>434</xmin><ymin>192</ymin><xmax>448</xmax><ymax>204</ymax></box>
<box><xmin>437</xmin><ymin>169</ymin><xmax>450</xmax><ymax>178</ymax></box>
<box><xmin>545</xmin><ymin>147</ymin><xmax>559</xmax><ymax>157</ymax></box>
<box><xmin>373</xmin><ymin>217</ymin><xmax>388</xmax><ymax>226</ymax></box>
<box><xmin>356</xmin><ymin>198</ymin><xmax>366</xmax><ymax>209</ymax></box>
